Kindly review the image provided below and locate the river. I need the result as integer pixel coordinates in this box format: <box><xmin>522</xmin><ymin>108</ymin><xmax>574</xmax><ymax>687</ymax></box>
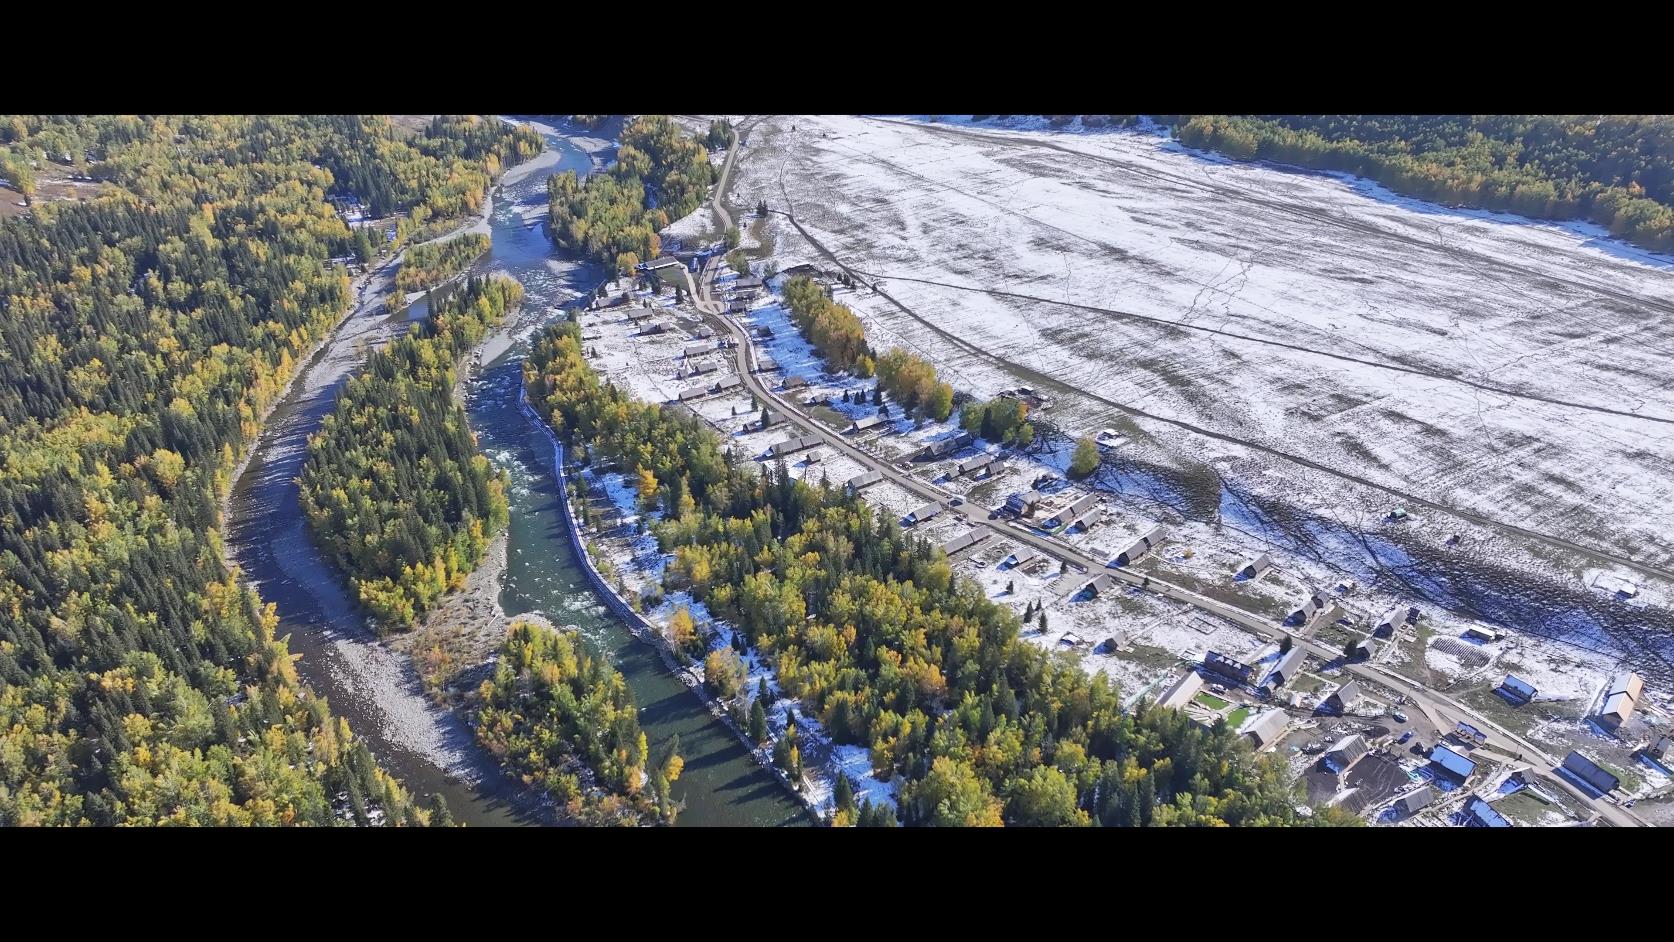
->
<box><xmin>226</xmin><ymin>117</ymin><xmax>808</xmax><ymax>827</ymax></box>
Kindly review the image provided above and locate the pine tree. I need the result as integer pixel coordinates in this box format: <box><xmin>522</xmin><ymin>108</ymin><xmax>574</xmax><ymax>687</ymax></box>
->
<box><xmin>430</xmin><ymin>794</ymin><xmax>455</xmax><ymax>827</ymax></box>
<box><xmin>835</xmin><ymin>774</ymin><xmax>856</xmax><ymax>818</ymax></box>
<box><xmin>750</xmin><ymin>699</ymin><xmax>768</xmax><ymax>743</ymax></box>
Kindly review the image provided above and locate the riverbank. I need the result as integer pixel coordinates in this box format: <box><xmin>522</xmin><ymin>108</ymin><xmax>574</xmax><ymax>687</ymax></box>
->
<box><xmin>518</xmin><ymin>385</ymin><xmax>826</xmax><ymax>824</ymax></box>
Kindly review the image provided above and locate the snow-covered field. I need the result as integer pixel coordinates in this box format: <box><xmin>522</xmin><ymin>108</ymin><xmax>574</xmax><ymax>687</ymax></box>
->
<box><xmin>721</xmin><ymin>114</ymin><xmax>1674</xmax><ymax>680</ymax></box>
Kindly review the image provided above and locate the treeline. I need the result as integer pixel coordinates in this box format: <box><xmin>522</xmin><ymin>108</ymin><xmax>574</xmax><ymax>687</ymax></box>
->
<box><xmin>960</xmin><ymin>397</ymin><xmax>1034</xmax><ymax>447</ymax></box>
<box><xmin>0</xmin><ymin>114</ymin><xmax>536</xmax><ymax>825</ymax></box>
<box><xmin>396</xmin><ymin>232</ymin><xmax>490</xmax><ymax>293</ymax></box>
<box><xmin>567</xmin><ymin>115</ymin><xmax>610</xmax><ymax>130</ymax></box>
<box><xmin>782</xmin><ymin>276</ymin><xmax>954</xmax><ymax>421</ymax></box>
<box><xmin>1174</xmin><ymin>115</ymin><xmax>1674</xmax><ymax>253</ymax></box>
<box><xmin>546</xmin><ymin>115</ymin><xmax>716</xmax><ymax>270</ymax></box>
<box><xmin>526</xmin><ymin>322</ymin><xmax>1350</xmax><ymax>826</ymax></box>
<box><xmin>477</xmin><ymin>621</ymin><xmax>679</xmax><ymax>825</ymax></box>
<box><xmin>302</xmin><ymin>114</ymin><xmax>539</xmax><ymax>222</ymax></box>
<box><xmin>299</xmin><ymin>276</ymin><xmax>520</xmax><ymax>629</ymax></box>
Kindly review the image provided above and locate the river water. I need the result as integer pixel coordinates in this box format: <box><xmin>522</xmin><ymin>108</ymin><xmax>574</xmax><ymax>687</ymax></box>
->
<box><xmin>226</xmin><ymin>118</ymin><xmax>807</xmax><ymax>827</ymax></box>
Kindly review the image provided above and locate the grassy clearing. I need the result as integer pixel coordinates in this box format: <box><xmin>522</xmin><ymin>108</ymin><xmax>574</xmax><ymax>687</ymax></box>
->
<box><xmin>1196</xmin><ymin>692</ymin><xmax>1230</xmax><ymax>710</ymax></box>
<box><xmin>1225</xmin><ymin>706</ymin><xmax>1253</xmax><ymax>730</ymax></box>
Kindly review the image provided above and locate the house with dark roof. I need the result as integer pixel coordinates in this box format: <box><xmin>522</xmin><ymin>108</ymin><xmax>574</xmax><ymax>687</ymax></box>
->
<box><xmin>916</xmin><ymin>432</ymin><xmax>972</xmax><ymax>460</ymax></box>
<box><xmin>1005</xmin><ymin>490</ymin><xmax>1043</xmax><ymax>515</ymax></box>
<box><xmin>848</xmin><ymin>414</ymin><xmax>886</xmax><ymax>434</ymax></box>
<box><xmin>957</xmin><ymin>452</ymin><xmax>999</xmax><ymax>477</ymax></box>
<box><xmin>1204</xmin><ymin>650</ymin><xmax>1257</xmax><ymax>685</ymax></box>
<box><xmin>1561</xmin><ymin>751</ymin><xmax>1620</xmax><ymax>794</ymax></box>
<box><xmin>1006</xmin><ymin>546</ymin><xmax>1040</xmax><ymax>569</ymax></box>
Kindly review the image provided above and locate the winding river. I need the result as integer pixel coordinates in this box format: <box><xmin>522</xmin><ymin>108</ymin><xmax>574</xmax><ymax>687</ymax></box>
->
<box><xmin>226</xmin><ymin>118</ymin><xmax>807</xmax><ymax>827</ymax></box>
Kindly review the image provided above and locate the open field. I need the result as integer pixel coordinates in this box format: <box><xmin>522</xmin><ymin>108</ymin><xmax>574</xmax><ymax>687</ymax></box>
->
<box><xmin>723</xmin><ymin>114</ymin><xmax>1674</xmax><ymax>676</ymax></box>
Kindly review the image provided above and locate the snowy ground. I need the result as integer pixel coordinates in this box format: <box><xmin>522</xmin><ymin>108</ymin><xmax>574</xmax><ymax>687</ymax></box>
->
<box><xmin>710</xmin><ymin>112</ymin><xmax>1674</xmax><ymax>696</ymax></box>
<box><xmin>730</xmin><ymin>115</ymin><xmax>1674</xmax><ymax>612</ymax></box>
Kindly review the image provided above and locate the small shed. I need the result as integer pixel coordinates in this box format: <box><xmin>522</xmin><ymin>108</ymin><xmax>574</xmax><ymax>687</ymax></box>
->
<box><xmin>1499</xmin><ymin>674</ymin><xmax>1537</xmax><ymax>704</ymax></box>
<box><xmin>1323</xmin><ymin>680</ymin><xmax>1361</xmax><ymax>715</ymax></box>
<box><xmin>1007</xmin><ymin>546</ymin><xmax>1040</xmax><ymax>569</ymax></box>
<box><xmin>1464</xmin><ymin>797</ymin><xmax>1512</xmax><ymax>828</ymax></box>
<box><xmin>1323</xmin><ymin>735</ymin><xmax>1369</xmax><ymax>774</ymax></box>
<box><xmin>1005</xmin><ymin>490</ymin><xmax>1043</xmax><ymax>515</ymax></box>
<box><xmin>1113</xmin><ymin>526</ymin><xmax>1165</xmax><ymax>566</ymax></box>
<box><xmin>907</xmin><ymin>501</ymin><xmax>942</xmax><ymax>525</ymax></box>
<box><xmin>1453</xmin><ymin>721</ymin><xmax>1488</xmax><ymax>747</ymax></box>
<box><xmin>1397</xmin><ymin>786</ymin><xmax>1434</xmax><ymax>816</ymax></box>
<box><xmin>1080</xmin><ymin>574</ymin><xmax>1115</xmax><ymax>599</ymax></box>
<box><xmin>1234</xmin><ymin>553</ymin><xmax>1272</xmax><ymax>580</ymax></box>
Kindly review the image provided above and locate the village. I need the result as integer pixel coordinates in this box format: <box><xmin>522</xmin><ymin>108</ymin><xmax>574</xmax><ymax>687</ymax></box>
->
<box><xmin>542</xmin><ymin>220</ymin><xmax>1674</xmax><ymax>826</ymax></box>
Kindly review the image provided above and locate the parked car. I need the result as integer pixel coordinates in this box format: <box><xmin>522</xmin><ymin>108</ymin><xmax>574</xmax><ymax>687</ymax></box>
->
<box><xmin>1393</xmin><ymin>711</ymin><xmax>1409</xmax><ymax>723</ymax></box>
<box><xmin>949</xmin><ymin>497</ymin><xmax>964</xmax><ymax>506</ymax></box>
<box><xmin>1398</xmin><ymin>730</ymin><xmax>1414</xmax><ymax>744</ymax></box>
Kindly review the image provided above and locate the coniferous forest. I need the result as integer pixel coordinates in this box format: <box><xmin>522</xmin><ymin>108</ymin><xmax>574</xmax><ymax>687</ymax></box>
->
<box><xmin>1173</xmin><ymin>115</ymin><xmax>1674</xmax><ymax>252</ymax></box>
<box><xmin>299</xmin><ymin>276</ymin><xmax>520</xmax><ymax>629</ymax></box>
<box><xmin>0</xmin><ymin>115</ymin><xmax>536</xmax><ymax>825</ymax></box>
<box><xmin>395</xmin><ymin>232</ymin><xmax>491</xmax><ymax>294</ymax></box>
